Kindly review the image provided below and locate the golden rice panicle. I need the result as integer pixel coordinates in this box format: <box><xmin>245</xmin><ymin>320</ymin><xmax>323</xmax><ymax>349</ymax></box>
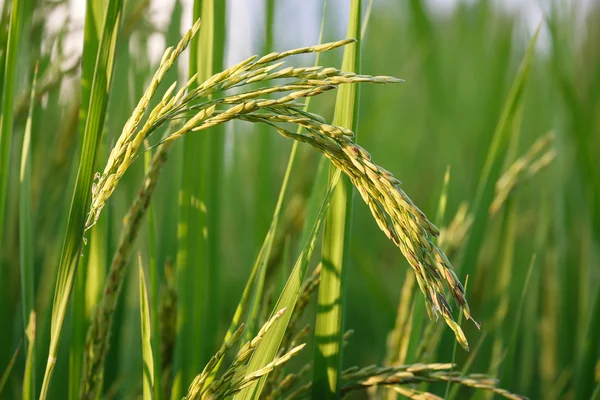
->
<box><xmin>263</xmin><ymin>113</ymin><xmax>477</xmax><ymax>350</ymax></box>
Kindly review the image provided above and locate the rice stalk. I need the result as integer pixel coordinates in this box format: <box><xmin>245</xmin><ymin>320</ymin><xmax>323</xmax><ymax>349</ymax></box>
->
<box><xmin>548</xmin><ymin>9</ymin><xmax>600</xmax><ymax>381</ymax></box>
<box><xmin>173</xmin><ymin>0</ymin><xmax>226</xmax><ymax>394</ymax></box>
<box><xmin>19</xmin><ymin>60</ymin><xmax>38</xmax><ymax>400</ymax></box>
<box><xmin>70</xmin><ymin>1</ymin><xmax>106</xmax><ymax>396</ymax></box>
<box><xmin>0</xmin><ymin>0</ymin><xmax>24</xmax><ymax>250</ymax></box>
<box><xmin>254</xmin><ymin>0</ymin><xmax>276</xmax><ymax>250</ymax></box>
<box><xmin>517</xmin><ymin>213</ymin><xmax>545</xmax><ymax>395</ymax></box>
<box><xmin>313</xmin><ymin>0</ymin><xmax>361</xmax><ymax>397</ymax></box>
<box><xmin>215</xmin><ymin>135</ymin><xmax>309</xmax><ymax>379</ymax></box>
<box><xmin>499</xmin><ymin>255</ymin><xmax>537</xmax><ymax>389</ymax></box>
<box><xmin>211</xmin><ymin>6</ymin><xmax>329</xmax><ymax>387</ymax></box>
<box><xmin>138</xmin><ymin>254</ymin><xmax>155</xmax><ymax>400</ymax></box>
<box><xmin>547</xmin><ymin>2</ymin><xmax>600</xmax><ymax>243</ymax></box>
<box><xmin>80</xmin><ymin>139</ymin><xmax>171</xmax><ymax>399</ymax></box>
<box><xmin>159</xmin><ymin>259</ymin><xmax>177</xmax><ymax>398</ymax></box>
<box><xmin>0</xmin><ymin>0</ymin><xmax>24</xmax><ymax>368</ymax></box>
<box><xmin>144</xmin><ymin>139</ymin><xmax>163</xmax><ymax>400</ymax></box>
<box><xmin>0</xmin><ymin>344</ymin><xmax>21</xmax><ymax>396</ymax></box>
<box><xmin>203</xmin><ymin>0</ymin><xmax>227</xmax><ymax>363</ymax></box>
<box><xmin>233</xmin><ymin>170</ymin><xmax>343</xmax><ymax>400</ymax></box>
<box><xmin>39</xmin><ymin>1</ymin><xmax>123</xmax><ymax>397</ymax></box>
<box><xmin>574</xmin><ymin>285</ymin><xmax>600</xmax><ymax>399</ymax></box>
<box><xmin>539</xmin><ymin>249</ymin><xmax>559</xmax><ymax>398</ymax></box>
<box><xmin>79</xmin><ymin>0</ymin><xmax>104</xmax><ymax>137</ymax></box>
<box><xmin>487</xmin><ymin>103</ymin><xmax>525</xmax><ymax>391</ymax></box>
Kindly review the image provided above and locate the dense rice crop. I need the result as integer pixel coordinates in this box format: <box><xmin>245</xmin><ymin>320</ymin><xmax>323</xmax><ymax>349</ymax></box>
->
<box><xmin>0</xmin><ymin>1</ymin><xmax>599</xmax><ymax>399</ymax></box>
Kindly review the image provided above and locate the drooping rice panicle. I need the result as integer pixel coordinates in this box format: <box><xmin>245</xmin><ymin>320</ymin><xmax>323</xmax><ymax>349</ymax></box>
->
<box><xmin>83</xmin><ymin>21</ymin><xmax>473</xmax><ymax>350</ymax></box>
<box><xmin>85</xmin><ymin>34</ymin><xmax>401</xmax><ymax>231</ymax></box>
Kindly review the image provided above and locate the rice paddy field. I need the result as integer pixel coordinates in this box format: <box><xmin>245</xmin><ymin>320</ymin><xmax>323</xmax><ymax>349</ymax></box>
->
<box><xmin>0</xmin><ymin>0</ymin><xmax>599</xmax><ymax>399</ymax></box>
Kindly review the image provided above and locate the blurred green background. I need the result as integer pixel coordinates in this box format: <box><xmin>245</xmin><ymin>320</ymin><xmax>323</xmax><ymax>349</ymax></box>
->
<box><xmin>1</xmin><ymin>0</ymin><xmax>599</xmax><ymax>398</ymax></box>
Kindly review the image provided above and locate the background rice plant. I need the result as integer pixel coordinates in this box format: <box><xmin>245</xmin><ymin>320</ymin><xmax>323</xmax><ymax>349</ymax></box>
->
<box><xmin>0</xmin><ymin>0</ymin><xmax>599</xmax><ymax>399</ymax></box>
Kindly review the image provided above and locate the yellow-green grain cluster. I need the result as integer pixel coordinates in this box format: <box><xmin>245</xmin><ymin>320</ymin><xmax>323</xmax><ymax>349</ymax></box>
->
<box><xmin>184</xmin><ymin>308</ymin><xmax>306</xmax><ymax>400</ymax></box>
<box><xmin>82</xmin><ymin>21</ymin><xmax>477</xmax><ymax>351</ymax></box>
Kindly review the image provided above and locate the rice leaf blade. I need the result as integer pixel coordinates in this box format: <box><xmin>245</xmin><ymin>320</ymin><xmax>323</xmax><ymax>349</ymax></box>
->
<box><xmin>0</xmin><ymin>0</ymin><xmax>25</xmax><ymax>363</ymax></box>
<box><xmin>139</xmin><ymin>255</ymin><xmax>155</xmax><ymax>400</ymax></box>
<box><xmin>242</xmin><ymin>0</ymin><xmax>328</xmax><ymax>345</ymax></box>
<box><xmin>39</xmin><ymin>1</ymin><xmax>124</xmax><ymax>397</ymax></box>
<box><xmin>254</xmin><ymin>0</ymin><xmax>276</xmax><ymax>250</ymax></box>
<box><xmin>499</xmin><ymin>254</ymin><xmax>537</xmax><ymax>387</ymax></box>
<box><xmin>19</xmin><ymin>60</ymin><xmax>38</xmax><ymax>400</ymax></box>
<box><xmin>0</xmin><ymin>344</ymin><xmax>20</xmax><ymax>396</ymax></box>
<box><xmin>233</xmin><ymin>170</ymin><xmax>342</xmax><ymax>400</ymax></box>
<box><xmin>144</xmin><ymin>142</ymin><xmax>163</xmax><ymax>400</ymax></box>
<box><xmin>488</xmin><ymin>105</ymin><xmax>524</xmax><ymax>383</ymax></box>
<box><xmin>71</xmin><ymin>3</ymin><xmax>105</xmax><ymax>398</ymax></box>
<box><xmin>210</xmin><ymin>2</ymin><xmax>329</xmax><ymax>388</ymax></box>
<box><xmin>207</xmin><ymin>134</ymin><xmax>299</xmax><ymax>387</ymax></box>
<box><xmin>0</xmin><ymin>0</ymin><xmax>24</xmax><ymax>250</ymax></box>
<box><xmin>313</xmin><ymin>1</ymin><xmax>361</xmax><ymax>397</ymax></box>
<box><xmin>173</xmin><ymin>1</ymin><xmax>226</xmax><ymax>396</ymax></box>
<box><xmin>574</xmin><ymin>285</ymin><xmax>600</xmax><ymax>399</ymax></box>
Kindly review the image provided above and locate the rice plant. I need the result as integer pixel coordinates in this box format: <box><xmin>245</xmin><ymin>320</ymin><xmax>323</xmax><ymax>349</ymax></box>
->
<box><xmin>0</xmin><ymin>1</ymin><xmax>598</xmax><ymax>400</ymax></box>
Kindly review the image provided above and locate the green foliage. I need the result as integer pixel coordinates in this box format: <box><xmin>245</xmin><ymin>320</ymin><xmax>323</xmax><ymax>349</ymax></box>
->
<box><xmin>138</xmin><ymin>255</ymin><xmax>155</xmax><ymax>400</ymax></box>
<box><xmin>174</xmin><ymin>1</ymin><xmax>226</xmax><ymax>396</ymax></box>
<box><xmin>20</xmin><ymin>61</ymin><xmax>38</xmax><ymax>400</ymax></box>
<box><xmin>0</xmin><ymin>0</ymin><xmax>25</xmax><ymax>372</ymax></box>
<box><xmin>459</xmin><ymin>26</ymin><xmax>540</xmax><ymax>282</ymax></box>
<box><xmin>313</xmin><ymin>0</ymin><xmax>361</xmax><ymax>397</ymax></box>
<box><xmin>71</xmin><ymin>2</ymin><xmax>105</xmax><ymax>398</ymax></box>
<box><xmin>0</xmin><ymin>0</ymin><xmax>24</xmax><ymax>249</ymax></box>
<box><xmin>0</xmin><ymin>1</ymin><xmax>598</xmax><ymax>400</ymax></box>
<box><xmin>40</xmin><ymin>1</ymin><xmax>123</xmax><ymax>398</ymax></box>
<box><xmin>234</xmin><ymin>170</ymin><xmax>342</xmax><ymax>400</ymax></box>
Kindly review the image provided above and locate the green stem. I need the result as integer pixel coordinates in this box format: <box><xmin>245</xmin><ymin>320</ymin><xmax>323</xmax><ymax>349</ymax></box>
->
<box><xmin>313</xmin><ymin>1</ymin><xmax>361</xmax><ymax>398</ymax></box>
